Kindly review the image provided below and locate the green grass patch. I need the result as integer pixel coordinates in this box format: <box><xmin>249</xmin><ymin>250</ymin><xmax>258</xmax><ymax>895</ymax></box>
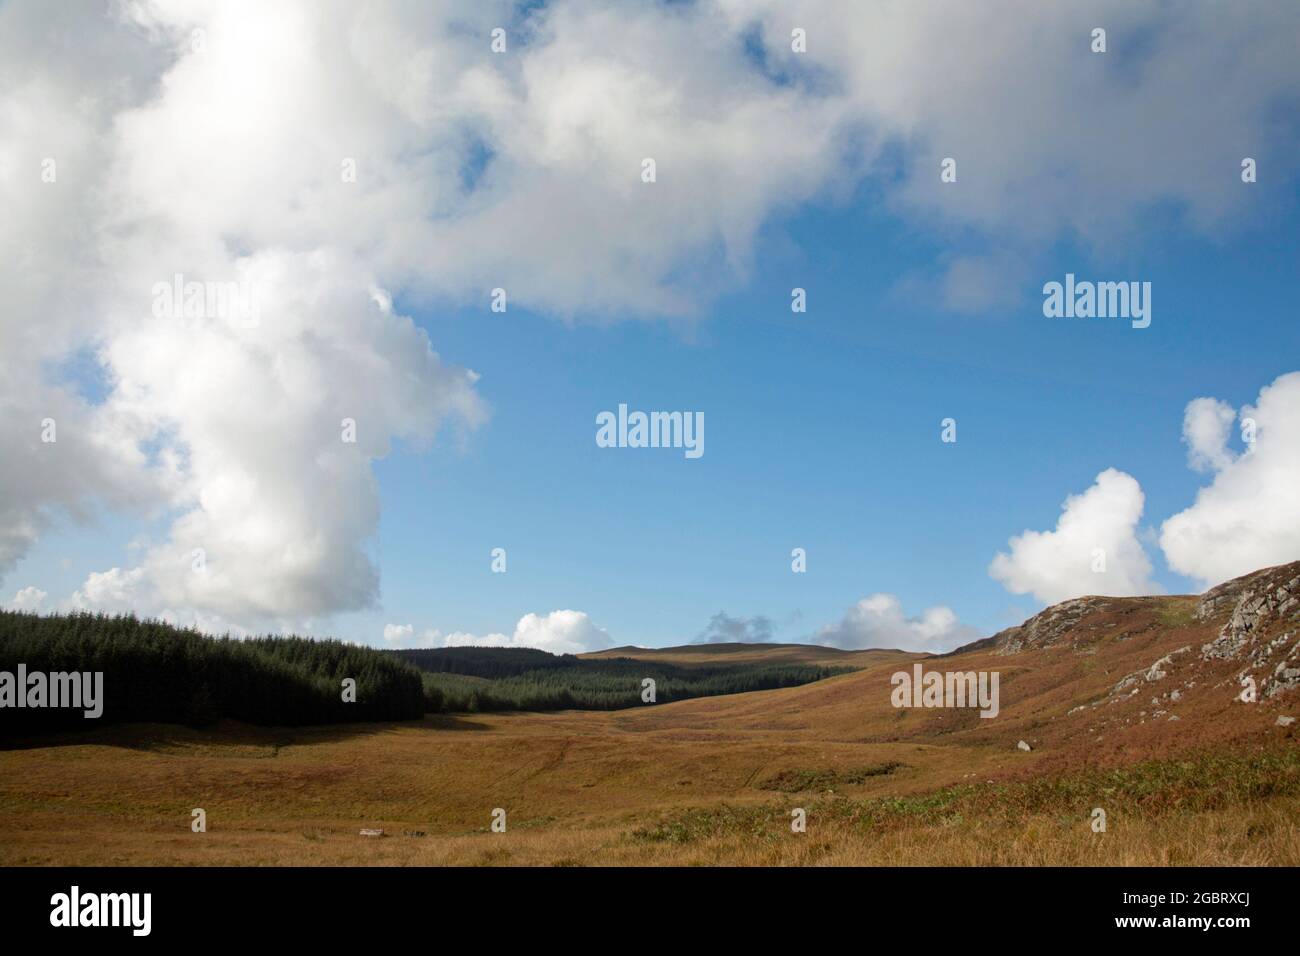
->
<box><xmin>632</xmin><ymin>747</ymin><xmax>1300</xmax><ymax>844</ymax></box>
<box><xmin>1157</xmin><ymin>598</ymin><xmax>1198</xmax><ymax>629</ymax></box>
<box><xmin>757</xmin><ymin>762</ymin><xmax>906</xmax><ymax>793</ymax></box>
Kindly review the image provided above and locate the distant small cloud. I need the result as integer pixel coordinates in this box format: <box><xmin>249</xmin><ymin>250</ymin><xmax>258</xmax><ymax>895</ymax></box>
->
<box><xmin>65</xmin><ymin>567</ymin><xmax>147</xmax><ymax>613</ymax></box>
<box><xmin>813</xmin><ymin>594</ymin><xmax>979</xmax><ymax>653</ymax></box>
<box><xmin>941</xmin><ymin>253</ymin><xmax>1028</xmax><ymax>314</ymax></box>
<box><xmin>693</xmin><ymin>611</ymin><xmax>775</xmax><ymax>644</ymax></box>
<box><xmin>508</xmin><ymin>610</ymin><xmax>611</xmax><ymax>654</ymax></box>
<box><xmin>383</xmin><ymin>623</ymin><xmax>416</xmax><ymax>644</ymax></box>
<box><xmin>7</xmin><ymin>586</ymin><xmax>47</xmax><ymax>612</ymax></box>
<box><xmin>890</xmin><ymin>251</ymin><xmax>1028</xmax><ymax>316</ymax></box>
<box><xmin>386</xmin><ymin>610</ymin><xmax>612</xmax><ymax>655</ymax></box>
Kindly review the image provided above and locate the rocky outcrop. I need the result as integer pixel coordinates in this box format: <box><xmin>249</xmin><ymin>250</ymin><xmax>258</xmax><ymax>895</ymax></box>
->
<box><xmin>1192</xmin><ymin>561</ymin><xmax>1300</xmax><ymax>699</ymax></box>
<box><xmin>1265</xmin><ymin>635</ymin><xmax>1300</xmax><ymax>698</ymax></box>
<box><xmin>1109</xmin><ymin>646</ymin><xmax>1192</xmax><ymax>699</ymax></box>
<box><xmin>969</xmin><ymin>563</ymin><xmax>1300</xmax><ymax>707</ymax></box>
<box><xmin>1193</xmin><ymin>565</ymin><xmax>1278</xmax><ymax>622</ymax></box>
<box><xmin>994</xmin><ymin>597</ymin><xmax>1114</xmax><ymax>655</ymax></box>
<box><xmin>1199</xmin><ymin>563</ymin><xmax>1300</xmax><ymax>663</ymax></box>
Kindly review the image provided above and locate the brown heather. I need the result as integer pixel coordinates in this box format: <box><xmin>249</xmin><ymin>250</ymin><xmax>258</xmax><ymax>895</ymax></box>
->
<box><xmin>2</xmin><ymin>561</ymin><xmax>1298</xmax><ymax>866</ymax></box>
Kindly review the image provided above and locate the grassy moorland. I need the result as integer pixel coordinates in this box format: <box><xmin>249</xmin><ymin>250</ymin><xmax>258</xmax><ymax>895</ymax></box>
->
<box><xmin>1</xmin><ymin>562</ymin><xmax>1298</xmax><ymax>866</ymax></box>
<box><xmin>0</xmin><ymin>702</ymin><xmax>1295</xmax><ymax>866</ymax></box>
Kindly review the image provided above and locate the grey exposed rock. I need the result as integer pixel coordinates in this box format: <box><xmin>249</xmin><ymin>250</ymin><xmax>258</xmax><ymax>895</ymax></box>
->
<box><xmin>994</xmin><ymin>597</ymin><xmax>1112</xmax><ymax>655</ymax></box>
<box><xmin>1265</xmin><ymin>635</ymin><xmax>1300</xmax><ymax>698</ymax></box>
<box><xmin>1200</xmin><ymin>565</ymin><xmax>1300</xmax><ymax>669</ymax></box>
<box><xmin>1195</xmin><ymin>566</ymin><xmax>1290</xmax><ymax>622</ymax></box>
<box><xmin>1109</xmin><ymin>646</ymin><xmax>1191</xmax><ymax>699</ymax></box>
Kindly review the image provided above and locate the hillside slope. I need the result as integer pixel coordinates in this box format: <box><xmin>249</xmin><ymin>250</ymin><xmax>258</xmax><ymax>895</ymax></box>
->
<box><xmin>602</xmin><ymin>561</ymin><xmax>1300</xmax><ymax>775</ymax></box>
<box><xmin>1</xmin><ymin>562</ymin><xmax>1296</xmax><ymax>866</ymax></box>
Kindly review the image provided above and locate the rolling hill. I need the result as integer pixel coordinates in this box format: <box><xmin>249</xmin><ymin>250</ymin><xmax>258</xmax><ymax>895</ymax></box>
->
<box><xmin>579</xmin><ymin>642</ymin><xmax>918</xmax><ymax>668</ymax></box>
<box><xmin>1</xmin><ymin>561</ymin><xmax>1296</xmax><ymax>866</ymax></box>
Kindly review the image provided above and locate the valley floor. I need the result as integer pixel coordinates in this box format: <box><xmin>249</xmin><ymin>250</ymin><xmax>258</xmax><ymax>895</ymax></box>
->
<box><xmin>8</xmin><ymin>570</ymin><xmax>1300</xmax><ymax>866</ymax></box>
<box><xmin>2</xmin><ymin>683</ymin><xmax>1297</xmax><ymax>866</ymax></box>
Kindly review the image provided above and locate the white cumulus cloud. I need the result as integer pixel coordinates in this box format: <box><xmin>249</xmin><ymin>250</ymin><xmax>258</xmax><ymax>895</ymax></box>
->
<box><xmin>7</xmin><ymin>586</ymin><xmax>47</xmax><ymax>612</ymax></box>
<box><xmin>383</xmin><ymin>623</ymin><xmax>416</xmax><ymax>644</ymax></box>
<box><xmin>4</xmin><ymin>0</ymin><xmax>1299</xmax><ymax>632</ymax></box>
<box><xmin>1182</xmin><ymin>397</ymin><xmax>1238</xmax><ymax>473</ymax></box>
<box><xmin>814</xmin><ymin>594</ymin><xmax>979</xmax><ymax>653</ymax></box>
<box><xmin>989</xmin><ymin>468</ymin><xmax>1157</xmax><ymax>604</ymax></box>
<box><xmin>383</xmin><ymin>610</ymin><xmax>611</xmax><ymax>655</ymax></box>
<box><xmin>1160</xmin><ymin>372</ymin><xmax>1300</xmax><ymax>587</ymax></box>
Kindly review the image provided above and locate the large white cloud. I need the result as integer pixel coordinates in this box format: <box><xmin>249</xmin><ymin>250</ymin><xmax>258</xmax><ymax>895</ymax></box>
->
<box><xmin>0</xmin><ymin>0</ymin><xmax>846</xmax><ymax>627</ymax></box>
<box><xmin>1</xmin><ymin>1</ymin><xmax>496</xmax><ymax>627</ymax></box>
<box><xmin>814</xmin><ymin>594</ymin><xmax>979</xmax><ymax>653</ymax></box>
<box><xmin>989</xmin><ymin>468</ymin><xmax>1158</xmax><ymax>604</ymax></box>
<box><xmin>1160</xmin><ymin>372</ymin><xmax>1300</xmax><ymax>587</ymax></box>
<box><xmin>0</xmin><ymin>1</ymin><xmax>166</xmax><ymax>579</ymax></box>
<box><xmin>384</xmin><ymin>610</ymin><xmax>611</xmax><ymax>655</ymax></box>
<box><xmin>3</xmin><ymin>1</ymin><xmax>1298</xmax><ymax>630</ymax></box>
<box><xmin>730</xmin><ymin>0</ymin><xmax>1300</xmax><ymax>241</ymax></box>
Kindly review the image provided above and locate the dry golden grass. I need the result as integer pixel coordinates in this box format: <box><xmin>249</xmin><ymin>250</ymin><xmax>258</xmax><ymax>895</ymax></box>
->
<box><xmin>8</xmin><ymin>805</ymin><xmax>1294</xmax><ymax>867</ymax></box>
<box><xmin>2</xmin><ymin>590</ymin><xmax>1297</xmax><ymax>866</ymax></box>
<box><xmin>2</xmin><ymin>699</ymin><xmax>1296</xmax><ymax>865</ymax></box>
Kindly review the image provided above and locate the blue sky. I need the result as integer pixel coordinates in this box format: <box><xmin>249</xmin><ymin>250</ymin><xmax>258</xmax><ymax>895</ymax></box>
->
<box><xmin>355</xmin><ymin>186</ymin><xmax>1300</xmax><ymax>646</ymax></box>
<box><xmin>16</xmin><ymin>177</ymin><xmax>1298</xmax><ymax>649</ymax></box>
<box><xmin>3</xmin><ymin>1</ymin><xmax>1299</xmax><ymax>654</ymax></box>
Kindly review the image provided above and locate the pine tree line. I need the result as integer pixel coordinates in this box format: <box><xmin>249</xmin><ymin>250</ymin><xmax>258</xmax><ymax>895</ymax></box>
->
<box><xmin>1</xmin><ymin>612</ymin><xmax>849</xmax><ymax>736</ymax></box>
<box><xmin>0</xmin><ymin>611</ymin><xmax>425</xmax><ymax>736</ymax></box>
<box><xmin>394</xmin><ymin>648</ymin><xmax>848</xmax><ymax>713</ymax></box>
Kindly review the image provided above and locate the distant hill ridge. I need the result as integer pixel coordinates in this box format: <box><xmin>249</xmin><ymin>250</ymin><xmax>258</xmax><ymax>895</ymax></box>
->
<box><xmin>580</xmin><ymin>642</ymin><xmax>920</xmax><ymax>668</ymax></box>
<box><xmin>631</xmin><ymin>559</ymin><xmax>1299</xmax><ymax>769</ymax></box>
<box><xmin>4</xmin><ymin>561</ymin><xmax>1296</xmax><ymax>743</ymax></box>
